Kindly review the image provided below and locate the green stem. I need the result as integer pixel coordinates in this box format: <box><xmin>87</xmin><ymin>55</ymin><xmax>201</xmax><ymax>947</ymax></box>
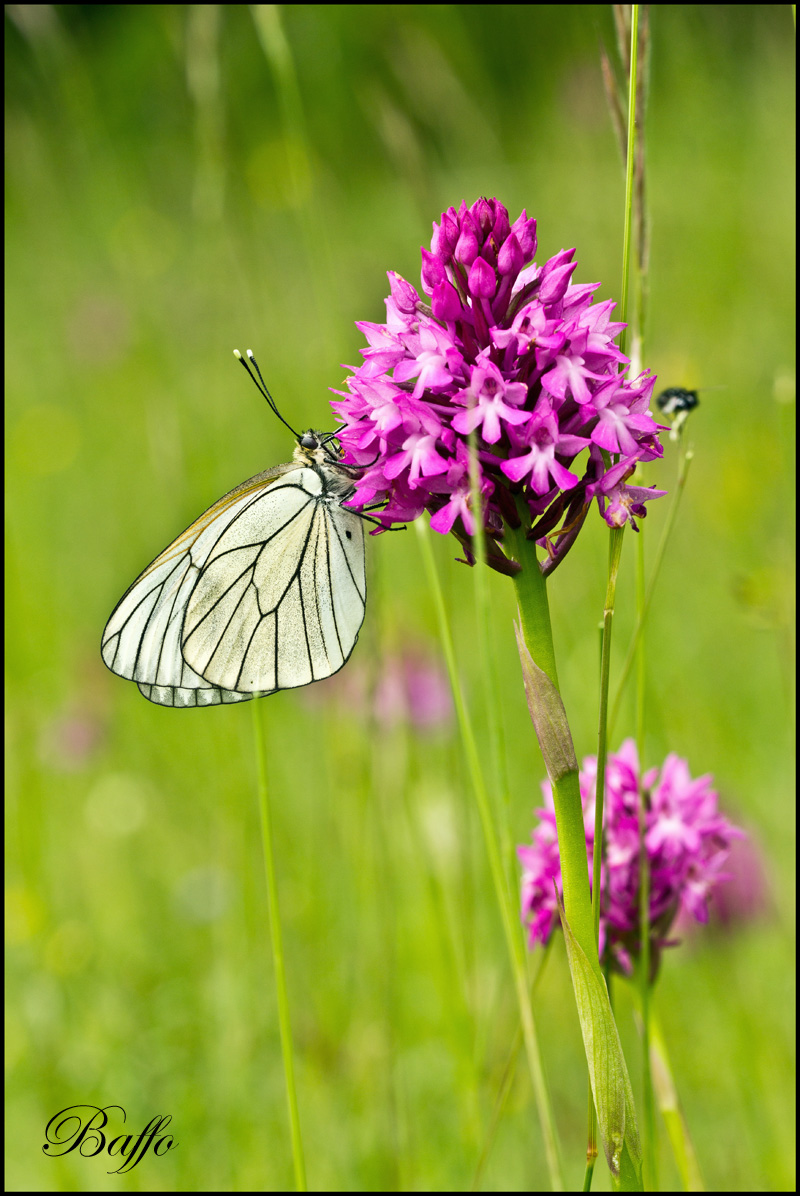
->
<box><xmin>635</xmin><ymin>523</ymin><xmax>656</xmax><ymax>1192</ymax></box>
<box><xmin>508</xmin><ymin>528</ymin><xmax>643</xmax><ymax>1190</ymax></box>
<box><xmin>630</xmin><ymin>993</ymin><xmax>705</xmax><ymax>1191</ymax></box>
<box><xmin>588</xmin><ymin>526</ymin><xmax>624</xmax><ymax>1194</ymax></box>
<box><xmin>250</xmin><ymin>4</ymin><xmax>336</xmax><ymax>362</ymax></box>
<box><xmin>583</xmin><ymin>1083</ymin><xmax>598</xmax><ymax>1191</ymax></box>
<box><xmin>618</xmin><ymin>3</ymin><xmax>639</xmax><ymax>358</ymax></box>
<box><xmin>467</xmin><ymin>429</ymin><xmax>515</xmax><ymax>900</ymax></box>
<box><xmin>609</xmin><ymin>446</ymin><xmax>693</xmax><ymax>737</ymax></box>
<box><xmin>593</xmin><ymin>527</ymin><xmax>625</xmax><ymax>945</ymax></box>
<box><xmin>470</xmin><ymin>941</ymin><xmax>553</xmax><ymax>1192</ymax></box>
<box><xmin>251</xmin><ymin>700</ymin><xmax>307</xmax><ymax>1191</ymax></box>
<box><xmin>509</xmin><ymin>524</ymin><xmax>560</xmax><ymax>690</ymax></box>
<box><xmin>507</xmin><ymin>526</ymin><xmax>599</xmax><ymax>976</ymax></box>
<box><xmin>622</xmin><ymin>9</ymin><xmax>655</xmax><ymax>1182</ymax></box>
<box><xmin>415</xmin><ymin>519</ymin><xmax>564</xmax><ymax>1192</ymax></box>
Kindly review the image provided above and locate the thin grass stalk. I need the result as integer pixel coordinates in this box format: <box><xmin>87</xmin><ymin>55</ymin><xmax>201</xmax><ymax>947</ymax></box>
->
<box><xmin>250</xmin><ymin>4</ymin><xmax>336</xmax><ymax>361</ymax></box>
<box><xmin>583</xmin><ymin>8</ymin><xmax>641</xmax><ymax>1188</ymax></box>
<box><xmin>633</xmin><ymin>999</ymin><xmax>705</xmax><ymax>1191</ymax></box>
<box><xmin>250</xmin><ymin>4</ymin><xmax>310</xmax><ymax>220</ymax></box>
<box><xmin>634</xmin><ymin>534</ymin><xmax>646</xmax><ymax>756</ymax></box>
<box><xmin>583</xmin><ymin>1081</ymin><xmax>598</xmax><ymax>1191</ymax></box>
<box><xmin>590</xmin><ymin>0</ymin><xmax>639</xmax><ymax>977</ymax></box>
<box><xmin>251</xmin><ymin>701</ymin><xmax>307</xmax><ymax>1191</ymax></box>
<box><xmin>634</xmin><ymin>529</ymin><xmax>655</xmax><ymax>1192</ymax></box>
<box><xmin>467</xmin><ymin>427</ymin><xmax>515</xmax><ymax>899</ymax></box>
<box><xmin>583</xmin><ymin>621</ymin><xmax>603</xmax><ymax>1193</ymax></box>
<box><xmin>608</xmin><ymin>445</ymin><xmax>694</xmax><ymax>736</ymax></box>
<box><xmin>617</xmin><ymin>3</ymin><xmax>639</xmax><ymax>361</ymax></box>
<box><xmin>470</xmin><ymin>940</ymin><xmax>554</xmax><ymax>1192</ymax></box>
<box><xmin>404</xmin><ymin>790</ymin><xmax>484</xmax><ymax>1147</ymax></box>
<box><xmin>582</xmin><ymin>524</ymin><xmax>624</xmax><ymax>1195</ymax></box>
<box><xmin>592</xmin><ymin>527</ymin><xmax>625</xmax><ymax>945</ymax></box>
<box><xmin>619</xmin><ymin>7</ymin><xmax>657</xmax><ymax>1185</ymax></box>
<box><xmin>415</xmin><ymin>519</ymin><xmax>564</xmax><ymax>1192</ymax></box>
<box><xmin>185</xmin><ymin>4</ymin><xmax>225</xmax><ymax>224</ymax></box>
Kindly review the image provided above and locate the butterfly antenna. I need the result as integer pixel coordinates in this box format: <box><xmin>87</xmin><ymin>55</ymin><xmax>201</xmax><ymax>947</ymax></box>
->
<box><xmin>233</xmin><ymin>349</ymin><xmax>300</xmax><ymax>439</ymax></box>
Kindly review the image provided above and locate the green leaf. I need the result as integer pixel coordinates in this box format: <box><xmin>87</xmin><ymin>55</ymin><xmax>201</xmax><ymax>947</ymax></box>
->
<box><xmin>514</xmin><ymin>621</ymin><xmax>578</xmax><ymax>784</ymax></box>
<box><xmin>555</xmin><ymin>891</ymin><xmax>642</xmax><ymax>1191</ymax></box>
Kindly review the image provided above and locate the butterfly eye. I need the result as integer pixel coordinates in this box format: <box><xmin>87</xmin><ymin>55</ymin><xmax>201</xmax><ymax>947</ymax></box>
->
<box><xmin>300</xmin><ymin>432</ymin><xmax>319</xmax><ymax>450</ymax></box>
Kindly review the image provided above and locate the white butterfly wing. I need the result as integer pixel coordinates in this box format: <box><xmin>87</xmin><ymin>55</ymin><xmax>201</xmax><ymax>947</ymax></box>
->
<box><xmin>135</xmin><ymin>680</ymin><xmax>251</xmax><ymax>707</ymax></box>
<box><xmin>101</xmin><ymin>467</ymin><xmax>297</xmax><ymax>707</ymax></box>
<box><xmin>182</xmin><ymin>466</ymin><xmax>366</xmax><ymax>694</ymax></box>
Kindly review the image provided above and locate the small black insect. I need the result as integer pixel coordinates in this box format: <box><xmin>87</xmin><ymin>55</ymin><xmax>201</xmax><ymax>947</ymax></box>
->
<box><xmin>656</xmin><ymin>386</ymin><xmax>700</xmax><ymax>440</ymax></box>
<box><xmin>656</xmin><ymin>387</ymin><xmax>699</xmax><ymax>417</ymax></box>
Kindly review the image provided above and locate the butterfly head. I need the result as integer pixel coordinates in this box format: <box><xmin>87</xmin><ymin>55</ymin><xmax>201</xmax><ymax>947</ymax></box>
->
<box><xmin>294</xmin><ymin>429</ymin><xmax>346</xmax><ymax>469</ymax></box>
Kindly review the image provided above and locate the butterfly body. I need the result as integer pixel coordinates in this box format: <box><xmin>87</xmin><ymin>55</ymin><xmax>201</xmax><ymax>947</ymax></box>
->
<box><xmin>101</xmin><ymin>431</ymin><xmax>367</xmax><ymax>708</ymax></box>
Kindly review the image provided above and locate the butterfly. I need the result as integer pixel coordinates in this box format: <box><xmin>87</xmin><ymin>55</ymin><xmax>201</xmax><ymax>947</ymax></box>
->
<box><xmin>101</xmin><ymin>351</ymin><xmax>368</xmax><ymax>708</ymax></box>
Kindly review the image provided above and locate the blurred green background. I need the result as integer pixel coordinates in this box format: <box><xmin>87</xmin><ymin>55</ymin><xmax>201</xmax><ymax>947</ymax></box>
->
<box><xmin>6</xmin><ymin>4</ymin><xmax>795</xmax><ymax>1191</ymax></box>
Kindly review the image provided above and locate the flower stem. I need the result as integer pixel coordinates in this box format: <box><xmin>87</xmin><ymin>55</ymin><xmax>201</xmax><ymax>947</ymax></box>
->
<box><xmin>507</xmin><ymin>527</ymin><xmax>643</xmax><ymax>1190</ymax></box>
<box><xmin>507</xmin><ymin>526</ymin><xmax>599</xmax><ymax>974</ymax></box>
<box><xmin>508</xmin><ymin>523</ymin><xmax>560</xmax><ymax>690</ymax></box>
<box><xmin>251</xmin><ymin>700</ymin><xmax>307</xmax><ymax>1192</ymax></box>
<box><xmin>415</xmin><ymin>519</ymin><xmax>564</xmax><ymax>1192</ymax></box>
